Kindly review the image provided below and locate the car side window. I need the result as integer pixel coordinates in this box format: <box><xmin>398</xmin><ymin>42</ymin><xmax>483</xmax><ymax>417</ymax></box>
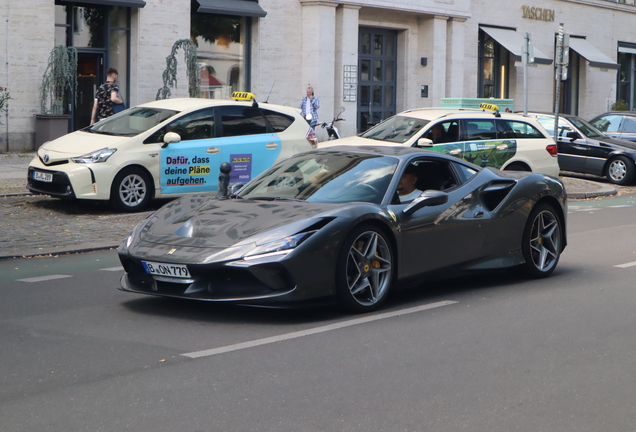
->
<box><xmin>393</xmin><ymin>158</ymin><xmax>460</xmax><ymax>204</ymax></box>
<box><xmin>261</xmin><ymin>109</ymin><xmax>294</xmax><ymax>133</ymax></box>
<box><xmin>143</xmin><ymin>108</ymin><xmax>215</xmax><ymax>143</ymax></box>
<box><xmin>496</xmin><ymin>119</ymin><xmax>545</xmax><ymax>139</ymax></box>
<box><xmin>592</xmin><ymin>115</ymin><xmax>622</xmax><ymax>133</ymax></box>
<box><xmin>219</xmin><ymin>105</ymin><xmax>269</xmax><ymax>137</ymax></box>
<box><xmin>452</xmin><ymin>161</ymin><xmax>478</xmax><ymax>183</ymax></box>
<box><xmin>536</xmin><ymin>116</ymin><xmax>571</xmax><ymax>138</ymax></box>
<box><xmin>460</xmin><ymin>119</ymin><xmax>496</xmax><ymax>141</ymax></box>
<box><xmin>620</xmin><ymin>116</ymin><xmax>636</xmax><ymax>133</ymax></box>
<box><xmin>425</xmin><ymin>120</ymin><xmax>459</xmax><ymax>144</ymax></box>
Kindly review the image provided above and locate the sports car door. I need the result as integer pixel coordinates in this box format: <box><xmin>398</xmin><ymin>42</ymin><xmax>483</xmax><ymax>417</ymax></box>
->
<box><xmin>393</xmin><ymin>159</ymin><xmax>491</xmax><ymax>279</ymax></box>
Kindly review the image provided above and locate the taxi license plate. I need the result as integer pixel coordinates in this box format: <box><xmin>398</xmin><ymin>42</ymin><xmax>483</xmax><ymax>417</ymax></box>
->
<box><xmin>34</xmin><ymin>171</ymin><xmax>53</xmax><ymax>182</ymax></box>
<box><xmin>142</xmin><ymin>261</ymin><xmax>191</xmax><ymax>278</ymax></box>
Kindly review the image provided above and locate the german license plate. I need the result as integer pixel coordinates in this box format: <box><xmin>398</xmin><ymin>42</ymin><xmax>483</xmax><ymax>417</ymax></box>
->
<box><xmin>142</xmin><ymin>261</ymin><xmax>191</xmax><ymax>278</ymax></box>
<box><xmin>34</xmin><ymin>171</ymin><xmax>53</xmax><ymax>182</ymax></box>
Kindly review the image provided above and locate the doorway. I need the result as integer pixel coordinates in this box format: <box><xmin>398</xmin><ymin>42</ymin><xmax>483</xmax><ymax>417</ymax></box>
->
<box><xmin>358</xmin><ymin>27</ymin><xmax>397</xmax><ymax>133</ymax></box>
<box><xmin>75</xmin><ymin>53</ymin><xmax>103</xmax><ymax>130</ymax></box>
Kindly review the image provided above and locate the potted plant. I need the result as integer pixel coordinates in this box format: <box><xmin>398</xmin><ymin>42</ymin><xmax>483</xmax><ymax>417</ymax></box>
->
<box><xmin>35</xmin><ymin>45</ymin><xmax>77</xmax><ymax>148</ymax></box>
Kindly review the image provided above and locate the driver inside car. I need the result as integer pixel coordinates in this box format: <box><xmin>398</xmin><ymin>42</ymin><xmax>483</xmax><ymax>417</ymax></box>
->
<box><xmin>397</xmin><ymin>164</ymin><xmax>423</xmax><ymax>203</ymax></box>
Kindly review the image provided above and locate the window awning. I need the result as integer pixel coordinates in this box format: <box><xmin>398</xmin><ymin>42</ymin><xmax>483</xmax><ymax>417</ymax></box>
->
<box><xmin>196</xmin><ymin>0</ymin><xmax>267</xmax><ymax>18</ymax></box>
<box><xmin>569</xmin><ymin>37</ymin><xmax>619</xmax><ymax>70</ymax></box>
<box><xmin>480</xmin><ymin>26</ymin><xmax>553</xmax><ymax>65</ymax></box>
<box><xmin>60</xmin><ymin>0</ymin><xmax>146</xmax><ymax>7</ymax></box>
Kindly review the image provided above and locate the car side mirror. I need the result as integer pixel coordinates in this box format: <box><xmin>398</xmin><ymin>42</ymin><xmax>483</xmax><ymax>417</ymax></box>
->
<box><xmin>403</xmin><ymin>190</ymin><xmax>449</xmax><ymax>216</ymax></box>
<box><xmin>230</xmin><ymin>182</ymin><xmax>246</xmax><ymax>196</ymax></box>
<box><xmin>162</xmin><ymin>132</ymin><xmax>181</xmax><ymax>148</ymax></box>
<box><xmin>417</xmin><ymin>137</ymin><xmax>433</xmax><ymax>147</ymax></box>
<box><xmin>566</xmin><ymin>131</ymin><xmax>581</xmax><ymax>141</ymax></box>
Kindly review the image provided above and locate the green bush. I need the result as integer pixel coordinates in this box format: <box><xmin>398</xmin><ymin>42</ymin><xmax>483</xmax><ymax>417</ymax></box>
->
<box><xmin>611</xmin><ymin>99</ymin><xmax>629</xmax><ymax>111</ymax></box>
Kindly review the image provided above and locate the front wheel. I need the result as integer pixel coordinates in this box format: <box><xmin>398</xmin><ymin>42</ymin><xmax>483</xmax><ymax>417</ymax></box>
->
<box><xmin>336</xmin><ymin>225</ymin><xmax>394</xmax><ymax>312</ymax></box>
<box><xmin>606</xmin><ymin>156</ymin><xmax>635</xmax><ymax>185</ymax></box>
<box><xmin>520</xmin><ymin>203</ymin><xmax>563</xmax><ymax>278</ymax></box>
<box><xmin>110</xmin><ymin>167</ymin><xmax>153</xmax><ymax>212</ymax></box>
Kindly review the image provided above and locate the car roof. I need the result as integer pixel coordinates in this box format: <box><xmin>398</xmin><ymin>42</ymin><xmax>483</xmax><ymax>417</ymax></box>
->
<box><xmin>592</xmin><ymin>111</ymin><xmax>636</xmax><ymax>117</ymax></box>
<box><xmin>137</xmin><ymin>97</ymin><xmax>301</xmax><ymax>116</ymax></box>
<box><xmin>395</xmin><ymin>108</ymin><xmax>541</xmax><ymax>122</ymax></box>
<box><xmin>524</xmin><ymin>111</ymin><xmax>579</xmax><ymax>119</ymax></box>
<box><xmin>312</xmin><ymin>144</ymin><xmax>468</xmax><ymax>161</ymax></box>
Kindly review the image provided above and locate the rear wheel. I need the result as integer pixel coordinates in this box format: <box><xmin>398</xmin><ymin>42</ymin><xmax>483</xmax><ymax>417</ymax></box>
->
<box><xmin>520</xmin><ymin>203</ymin><xmax>562</xmax><ymax>278</ymax></box>
<box><xmin>336</xmin><ymin>225</ymin><xmax>394</xmax><ymax>312</ymax></box>
<box><xmin>606</xmin><ymin>156</ymin><xmax>635</xmax><ymax>185</ymax></box>
<box><xmin>110</xmin><ymin>167</ymin><xmax>153</xmax><ymax>212</ymax></box>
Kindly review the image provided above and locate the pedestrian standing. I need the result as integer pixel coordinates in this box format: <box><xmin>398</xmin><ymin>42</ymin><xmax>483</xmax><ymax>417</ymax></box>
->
<box><xmin>300</xmin><ymin>86</ymin><xmax>320</xmax><ymax>127</ymax></box>
<box><xmin>91</xmin><ymin>67</ymin><xmax>123</xmax><ymax>125</ymax></box>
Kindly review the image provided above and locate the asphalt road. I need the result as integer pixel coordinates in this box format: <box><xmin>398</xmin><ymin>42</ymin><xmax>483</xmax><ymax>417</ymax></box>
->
<box><xmin>2</xmin><ymin>193</ymin><xmax>636</xmax><ymax>431</ymax></box>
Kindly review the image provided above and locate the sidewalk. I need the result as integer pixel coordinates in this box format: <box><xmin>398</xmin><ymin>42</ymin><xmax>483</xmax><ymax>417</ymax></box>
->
<box><xmin>0</xmin><ymin>152</ymin><xmax>618</xmax><ymax>260</ymax></box>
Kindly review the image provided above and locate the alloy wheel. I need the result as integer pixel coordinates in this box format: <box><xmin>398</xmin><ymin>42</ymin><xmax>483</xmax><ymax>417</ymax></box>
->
<box><xmin>119</xmin><ymin>174</ymin><xmax>147</xmax><ymax>207</ymax></box>
<box><xmin>345</xmin><ymin>230</ymin><xmax>393</xmax><ymax>307</ymax></box>
<box><xmin>528</xmin><ymin>209</ymin><xmax>561</xmax><ymax>272</ymax></box>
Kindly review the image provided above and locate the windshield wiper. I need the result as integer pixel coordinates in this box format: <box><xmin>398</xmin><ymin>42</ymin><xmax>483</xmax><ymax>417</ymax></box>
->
<box><xmin>250</xmin><ymin>197</ymin><xmax>301</xmax><ymax>202</ymax></box>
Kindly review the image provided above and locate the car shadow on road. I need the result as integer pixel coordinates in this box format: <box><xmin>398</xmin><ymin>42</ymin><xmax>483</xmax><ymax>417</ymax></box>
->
<box><xmin>26</xmin><ymin>195</ymin><xmax>174</xmax><ymax>216</ymax></box>
<box><xmin>117</xmin><ymin>266</ymin><xmax>573</xmax><ymax>326</ymax></box>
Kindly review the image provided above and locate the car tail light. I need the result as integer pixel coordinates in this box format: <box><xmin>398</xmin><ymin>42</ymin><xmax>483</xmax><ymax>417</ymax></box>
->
<box><xmin>306</xmin><ymin>128</ymin><xmax>317</xmax><ymax>149</ymax></box>
<box><xmin>546</xmin><ymin>144</ymin><xmax>558</xmax><ymax>157</ymax></box>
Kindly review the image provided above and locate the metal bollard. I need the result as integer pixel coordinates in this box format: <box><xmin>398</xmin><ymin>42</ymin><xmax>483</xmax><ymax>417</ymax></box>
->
<box><xmin>217</xmin><ymin>162</ymin><xmax>232</xmax><ymax>199</ymax></box>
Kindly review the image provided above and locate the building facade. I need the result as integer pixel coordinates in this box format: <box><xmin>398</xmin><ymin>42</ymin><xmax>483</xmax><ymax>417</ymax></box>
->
<box><xmin>2</xmin><ymin>0</ymin><xmax>636</xmax><ymax>151</ymax></box>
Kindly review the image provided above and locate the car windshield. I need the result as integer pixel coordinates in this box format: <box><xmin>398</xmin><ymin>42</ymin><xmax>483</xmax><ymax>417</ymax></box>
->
<box><xmin>238</xmin><ymin>151</ymin><xmax>399</xmax><ymax>204</ymax></box>
<box><xmin>361</xmin><ymin>115</ymin><xmax>429</xmax><ymax>143</ymax></box>
<box><xmin>536</xmin><ymin>115</ymin><xmax>604</xmax><ymax>139</ymax></box>
<box><xmin>568</xmin><ymin>117</ymin><xmax>604</xmax><ymax>138</ymax></box>
<box><xmin>85</xmin><ymin>107</ymin><xmax>178</xmax><ymax>137</ymax></box>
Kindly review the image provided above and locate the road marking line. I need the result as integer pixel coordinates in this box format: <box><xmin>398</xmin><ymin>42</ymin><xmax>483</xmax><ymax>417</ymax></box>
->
<box><xmin>614</xmin><ymin>261</ymin><xmax>636</xmax><ymax>268</ymax></box>
<box><xmin>575</xmin><ymin>208</ymin><xmax>601</xmax><ymax>211</ymax></box>
<box><xmin>100</xmin><ymin>266</ymin><xmax>124</xmax><ymax>271</ymax></box>
<box><xmin>17</xmin><ymin>274</ymin><xmax>72</xmax><ymax>283</ymax></box>
<box><xmin>608</xmin><ymin>205</ymin><xmax>633</xmax><ymax>208</ymax></box>
<box><xmin>181</xmin><ymin>300</ymin><xmax>458</xmax><ymax>359</ymax></box>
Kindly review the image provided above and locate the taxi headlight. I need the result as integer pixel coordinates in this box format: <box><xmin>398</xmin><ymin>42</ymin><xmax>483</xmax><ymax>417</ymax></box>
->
<box><xmin>71</xmin><ymin>148</ymin><xmax>117</xmax><ymax>163</ymax></box>
<box><xmin>243</xmin><ymin>231</ymin><xmax>315</xmax><ymax>260</ymax></box>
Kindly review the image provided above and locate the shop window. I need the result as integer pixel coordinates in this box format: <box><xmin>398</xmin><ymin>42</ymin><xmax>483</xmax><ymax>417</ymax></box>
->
<box><xmin>192</xmin><ymin>5</ymin><xmax>250</xmax><ymax>99</ymax></box>
<box><xmin>478</xmin><ymin>30</ymin><xmax>509</xmax><ymax>98</ymax></box>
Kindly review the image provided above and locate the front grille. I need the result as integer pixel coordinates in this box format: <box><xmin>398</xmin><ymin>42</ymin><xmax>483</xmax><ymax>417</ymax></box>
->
<box><xmin>39</xmin><ymin>156</ymin><xmax>69</xmax><ymax>167</ymax></box>
<box><xmin>27</xmin><ymin>167</ymin><xmax>74</xmax><ymax>197</ymax></box>
<box><xmin>124</xmin><ymin>261</ymin><xmax>293</xmax><ymax>300</ymax></box>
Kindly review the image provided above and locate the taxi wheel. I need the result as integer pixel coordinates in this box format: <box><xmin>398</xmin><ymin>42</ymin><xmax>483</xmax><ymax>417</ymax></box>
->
<box><xmin>336</xmin><ymin>225</ymin><xmax>394</xmax><ymax>313</ymax></box>
<box><xmin>606</xmin><ymin>156</ymin><xmax>635</xmax><ymax>185</ymax></box>
<box><xmin>110</xmin><ymin>167</ymin><xmax>153</xmax><ymax>212</ymax></box>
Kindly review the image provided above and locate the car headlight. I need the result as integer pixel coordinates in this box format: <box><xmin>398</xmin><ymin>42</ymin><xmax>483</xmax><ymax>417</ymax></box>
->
<box><xmin>71</xmin><ymin>148</ymin><xmax>117</xmax><ymax>163</ymax></box>
<box><xmin>243</xmin><ymin>231</ymin><xmax>315</xmax><ymax>260</ymax></box>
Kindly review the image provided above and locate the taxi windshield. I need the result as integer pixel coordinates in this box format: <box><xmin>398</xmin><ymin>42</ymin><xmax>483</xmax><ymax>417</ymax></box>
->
<box><xmin>361</xmin><ymin>115</ymin><xmax>429</xmax><ymax>143</ymax></box>
<box><xmin>85</xmin><ymin>107</ymin><xmax>178</xmax><ymax>137</ymax></box>
<box><xmin>238</xmin><ymin>151</ymin><xmax>398</xmax><ymax>204</ymax></box>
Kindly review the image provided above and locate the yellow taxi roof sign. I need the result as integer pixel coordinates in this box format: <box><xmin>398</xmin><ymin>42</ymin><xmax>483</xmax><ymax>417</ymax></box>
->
<box><xmin>231</xmin><ymin>91</ymin><xmax>256</xmax><ymax>101</ymax></box>
<box><xmin>479</xmin><ymin>102</ymin><xmax>500</xmax><ymax>112</ymax></box>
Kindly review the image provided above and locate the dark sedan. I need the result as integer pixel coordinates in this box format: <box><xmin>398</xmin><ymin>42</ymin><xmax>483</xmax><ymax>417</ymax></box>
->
<box><xmin>118</xmin><ymin>145</ymin><xmax>567</xmax><ymax>312</ymax></box>
<box><xmin>528</xmin><ymin>112</ymin><xmax>636</xmax><ymax>185</ymax></box>
<box><xmin>590</xmin><ymin>111</ymin><xmax>636</xmax><ymax>143</ymax></box>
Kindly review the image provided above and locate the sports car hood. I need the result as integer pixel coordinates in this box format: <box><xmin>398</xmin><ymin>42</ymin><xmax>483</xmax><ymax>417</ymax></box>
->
<box><xmin>38</xmin><ymin>130</ymin><xmax>130</xmax><ymax>157</ymax></box>
<box><xmin>138</xmin><ymin>195</ymin><xmax>347</xmax><ymax>250</ymax></box>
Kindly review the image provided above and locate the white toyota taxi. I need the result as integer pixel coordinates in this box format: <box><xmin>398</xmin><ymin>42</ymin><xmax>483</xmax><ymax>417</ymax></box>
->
<box><xmin>321</xmin><ymin>105</ymin><xmax>559</xmax><ymax>176</ymax></box>
<box><xmin>28</xmin><ymin>94</ymin><xmax>316</xmax><ymax>211</ymax></box>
